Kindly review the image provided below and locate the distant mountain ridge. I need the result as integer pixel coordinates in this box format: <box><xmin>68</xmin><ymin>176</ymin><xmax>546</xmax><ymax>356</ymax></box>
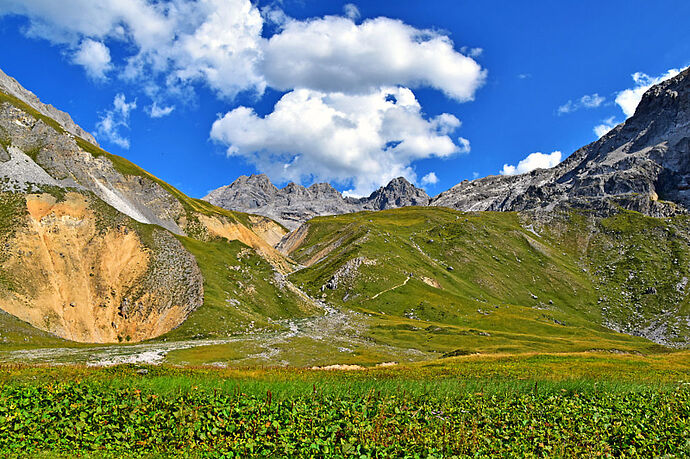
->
<box><xmin>204</xmin><ymin>175</ymin><xmax>430</xmax><ymax>229</ymax></box>
<box><xmin>432</xmin><ymin>66</ymin><xmax>690</xmax><ymax>216</ymax></box>
<box><xmin>207</xmin><ymin>66</ymin><xmax>690</xmax><ymax>227</ymax></box>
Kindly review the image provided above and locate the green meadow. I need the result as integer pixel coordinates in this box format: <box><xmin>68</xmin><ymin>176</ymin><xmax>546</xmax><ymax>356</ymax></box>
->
<box><xmin>1</xmin><ymin>351</ymin><xmax>689</xmax><ymax>457</ymax></box>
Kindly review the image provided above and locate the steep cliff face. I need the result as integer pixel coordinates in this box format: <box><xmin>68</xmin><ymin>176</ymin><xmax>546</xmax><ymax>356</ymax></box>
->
<box><xmin>0</xmin><ymin>192</ymin><xmax>203</xmax><ymax>343</ymax></box>
<box><xmin>204</xmin><ymin>175</ymin><xmax>430</xmax><ymax>229</ymax></box>
<box><xmin>432</xmin><ymin>66</ymin><xmax>690</xmax><ymax>216</ymax></box>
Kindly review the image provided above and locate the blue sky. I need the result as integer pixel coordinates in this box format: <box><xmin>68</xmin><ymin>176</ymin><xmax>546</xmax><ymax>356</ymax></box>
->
<box><xmin>0</xmin><ymin>0</ymin><xmax>689</xmax><ymax>198</ymax></box>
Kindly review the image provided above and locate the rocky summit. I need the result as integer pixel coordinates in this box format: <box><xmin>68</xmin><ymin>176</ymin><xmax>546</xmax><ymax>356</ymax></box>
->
<box><xmin>0</xmin><ymin>68</ymin><xmax>98</xmax><ymax>146</ymax></box>
<box><xmin>204</xmin><ymin>175</ymin><xmax>430</xmax><ymax>229</ymax></box>
<box><xmin>432</xmin><ymin>67</ymin><xmax>690</xmax><ymax>217</ymax></box>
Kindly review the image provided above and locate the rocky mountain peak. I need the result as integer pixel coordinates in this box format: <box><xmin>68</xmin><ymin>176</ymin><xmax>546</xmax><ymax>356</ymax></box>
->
<box><xmin>365</xmin><ymin>176</ymin><xmax>431</xmax><ymax>210</ymax></box>
<box><xmin>634</xmin><ymin>68</ymin><xmax>690</xmax><ymax>120</ymax></box>
<box><xmin>387</xmin><ymin>176</ymin><xmax>413</xmax><ymax>187</ymax></box>
<box><xmin>433</xmin><ymin>65</ymin><xmax>690</xmax><ymax>217</ymax></box>
<box><xmin>308</xmin><ymin>182</ymin><xmax>341</xmax><ymax>197</ymax></box>
<box><xmin>243</xmin><ymin>174</ymin><xmax>278</xmax><ymax>191</ymax></box>
<box><xmin>204</xmin><ymin>175</ymin><xmax>431</xmax><ymax>228</ymax></box>
<box><xmin>283</xmin><ymin>182</ymin><xmax>308</xmax><ymax>195</ymax></box>
<box><xmin>0</xmin><ymin>67</ymin><xmax>98</xmax><ymax>146</ymax></box>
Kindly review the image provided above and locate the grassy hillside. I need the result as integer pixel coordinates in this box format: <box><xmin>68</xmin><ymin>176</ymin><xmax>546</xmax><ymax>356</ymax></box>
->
<box><xmin>286</xmin><ymin>207</ymin><xmax>687</xmax><ymax>357</ymax></box>
<box><xmin>163</xmin><ymin>237</ymin><xmax>317</xmax><ymax>340</ymax></box>
<box><xmin>586</xmin><ymin>210</ymin><xmax>690</xmax><ymax>346</ymax></box>
<box><xmin>2</xmin><ymin>83</ymin><xmax>689</xmax><ymax>359</ymax></box>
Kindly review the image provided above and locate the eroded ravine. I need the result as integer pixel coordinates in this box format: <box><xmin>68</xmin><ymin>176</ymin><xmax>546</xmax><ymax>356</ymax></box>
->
<box><xmin>0</xmin><ymin>192</ymin><xmax>203</xmax><ymax>343</ymax></box>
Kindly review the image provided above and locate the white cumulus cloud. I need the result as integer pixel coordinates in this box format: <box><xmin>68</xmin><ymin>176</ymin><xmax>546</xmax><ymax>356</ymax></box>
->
<box><xmin>420</xmin><ymin>172</ymin><xmax>438</xmax><ymax>186</ymax></box>
<box><xmin>460</xmin><ymin>46</ymin><xmax>483</xmax><ymax>58</ymax></box>
<box><xmin>72</xmin><ymin>39</ymin><xmax>112</xmax><ymax>80</ymax></box>
<box><xmin>0</xmin><ymin>0</ymin><xmax>486</xmax><ymax>103</ymax></box>
<box><xmin>500</xmin><ymin>151</ymin><xmax>562</xmax><ymax>176</ymax></box>
<box><xmin>2</xmin><ymin>0</ymin><xmax>488</xmax><ymax>191</ymax></box>
<box><xmin>557</xmin><ymin>93</ymin><xmax>604</xmax><ymax>115</ymax></box>
<box><xmin>211</xmin><ymin>87</ymin><xmax>465</xmax><ymax>197</ymax></box>
<box><xmin>261</xmin><ymin>16</ymin><xmax>486</xmax><ymax>102</ymax></box>
<box><xmin>0</xmin><ymin>0</ymin><xmax>266</xmax><ymax>99</ymax></box>
<box><xmin>343</xmin><ymin>3</ymin><xmax>360</xmax><ymax>21</ymax></box>
<box><xmin>593</xmin><ymin>116</ymin><xmax>617</xmax><ymax>138</ymax></box>
<box><xmin>96</xmin><ymin>93</ymin><xmax>137</xmax><ymax>149</ymax></box>
<box><xmin>457</xmin><ymin>137</ymin><xmax>471</xmax><ymax>154</ymax></box>
<box><xmin>615</xmin><ymin>68</ymin><xmax>680</xmax><ymax>117</ymax></box>
<box><xmin>148</xmin><ymin>101</ymin><xmax>175</xmax><ymax>118</ymax></box>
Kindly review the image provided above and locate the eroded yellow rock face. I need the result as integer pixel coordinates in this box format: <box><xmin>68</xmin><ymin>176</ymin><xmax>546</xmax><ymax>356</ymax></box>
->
<box><xmin>197</xmin><ymin>214</ymin><xmax>293</xmax><ymax>274</ymax></box>
<box><xmin>0</xmin><ymin>193</ymin><xmax>198</xmax><ymax>343</ymax></box>
<box><xmin>248</xmin><ymin>215</ymin><xmax>287</xmax><ymax>247</ymax></box>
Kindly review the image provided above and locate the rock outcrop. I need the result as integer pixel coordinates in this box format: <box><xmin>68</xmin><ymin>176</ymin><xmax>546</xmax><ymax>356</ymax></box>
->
<box><xmin>432</xmin><ymin>66</ymin><xmax>690</xmax><ymax>217</ymax></box>
<box><xmin>0</xmin><ymin>68</ymin><xmax>98</xmax><ymax>145</ymax></box>
<box><xmin>362</xmin><ymin>177</ymin><xmax>431</xmax><ymax>210</ymax></box>
<box><xmin>204</xmin><ymin>175</ymin><xmax>430</xmax><ymax>229</ymax></box>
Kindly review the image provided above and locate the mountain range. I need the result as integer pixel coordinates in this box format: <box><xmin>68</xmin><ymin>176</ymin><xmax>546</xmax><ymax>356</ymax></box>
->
<box><xmin>206</xmin><ymin>67</ymin><xmax>690</xmax><ymax>226</ymax></box>
<box><xmin>204</xmin><ymin>175</ymin><xmax>431</xmax><ymax>229</ymax></box>
<box><xmin>0</xmin><ymin>65</ymin><xmax>689</xmax><ymax>365</ymax></box>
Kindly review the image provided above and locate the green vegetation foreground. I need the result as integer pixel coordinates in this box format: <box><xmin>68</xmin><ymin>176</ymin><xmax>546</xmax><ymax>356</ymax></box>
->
<box><xmin>1</xmin><ymin>352</ymin><xmax>689</xmax><ymax>458</ymax></box>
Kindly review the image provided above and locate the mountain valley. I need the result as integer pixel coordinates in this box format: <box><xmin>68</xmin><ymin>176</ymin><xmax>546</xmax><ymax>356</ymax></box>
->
<box><xmin>0</xmin><ymin>66</ymin><xmax>689</xmax><ymax>366</ymax></box>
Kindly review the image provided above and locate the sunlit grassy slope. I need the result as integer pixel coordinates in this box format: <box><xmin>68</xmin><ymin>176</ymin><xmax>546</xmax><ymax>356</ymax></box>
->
<box><xmin>285</xmin><ymin>207</ymin><xmax>690</xmax><ymax>356</ymax></box>
<box><xmin>163</xmin><ymin>237</ymin><xmax>317</xmax><ymax>340</ymax></box>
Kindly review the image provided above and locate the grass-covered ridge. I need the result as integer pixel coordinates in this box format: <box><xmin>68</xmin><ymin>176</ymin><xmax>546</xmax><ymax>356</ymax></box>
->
<box><xmin>287</xmin><ymin>207</ymin><xmax>689</xmax><ymax>356</ymax></box>
<box><xmin>0</xmin><ymin>91</ymin><xmax>67</xmax><ymax>136</ymax></box>
<box><xmin>163</xmin><ymin>236</ymin><xmax>316</xmax><ymax>340</ymax></box>
<box><xmin>74</xmin><ymin>137</ymin><xmax>251</xmax><ymax>224</ymax></box>
<box><xmin>1</xmin><ymin>88</ymin><xmax>264</xmax><ymax>231</ymax></box>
